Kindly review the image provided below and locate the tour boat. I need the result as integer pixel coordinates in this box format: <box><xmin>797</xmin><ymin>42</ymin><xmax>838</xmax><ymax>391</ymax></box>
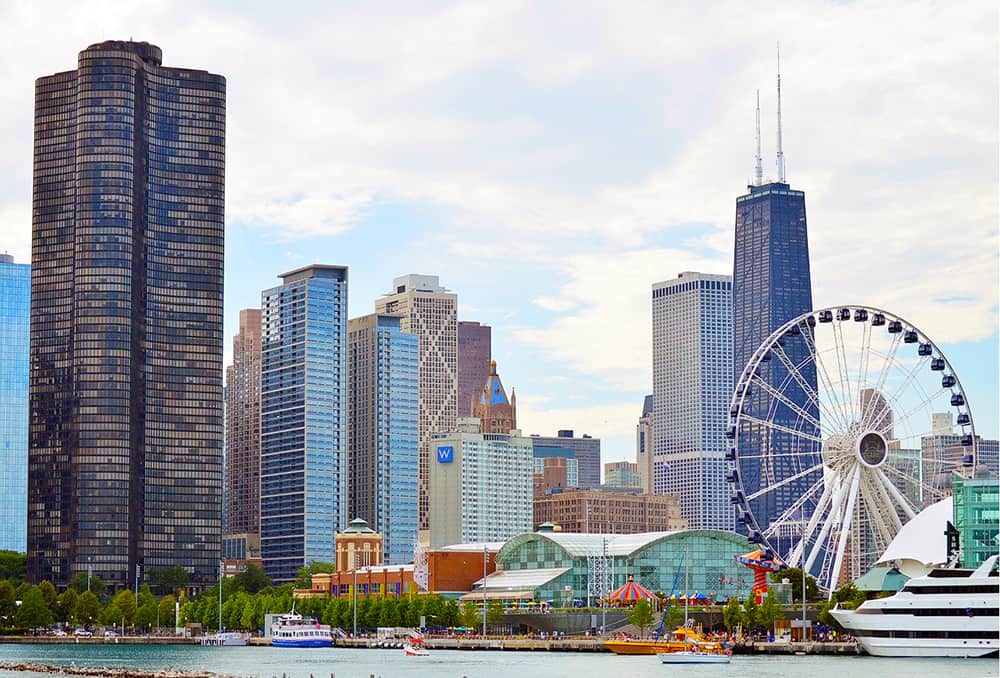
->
<box><xmin>831</xmin><ymin>554</ymin><xmax>999</xmax><ymax>658</ymax></box>
<box><xmin>270</xmin><ymin>611</ymin><xmax>333</xmax><ymax>648</ymax></box>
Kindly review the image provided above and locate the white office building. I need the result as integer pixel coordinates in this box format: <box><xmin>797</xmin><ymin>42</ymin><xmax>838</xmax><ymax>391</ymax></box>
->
<box><xmin>651</xmin><ymin>271</ymin><xmax>734</xmax><ymax>530</ymax></box>
<box><xmin>428</xmin><ymin>418</ymin><xmax>533</xmax><ymax>548</ymax></box>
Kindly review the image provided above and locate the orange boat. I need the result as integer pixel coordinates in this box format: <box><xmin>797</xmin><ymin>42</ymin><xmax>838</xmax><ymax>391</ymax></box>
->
<box><xmin>604</xmin><ymin>626</ymin><xmax>726</xmax><ymax>656</ymax></box>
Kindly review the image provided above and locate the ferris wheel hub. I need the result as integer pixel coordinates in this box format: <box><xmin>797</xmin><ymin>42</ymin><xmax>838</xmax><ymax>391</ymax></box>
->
<box><xmin>856</xmin><ymin>431</ymin><xmax>888</xmax><ymax>468</ymax></box>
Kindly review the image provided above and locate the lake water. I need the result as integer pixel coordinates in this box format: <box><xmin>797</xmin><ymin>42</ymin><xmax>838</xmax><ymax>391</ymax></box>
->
<box><xmin>0</xmin><ymin>644</ymin><xmax>996</xmax><ymax>678</ymax></box>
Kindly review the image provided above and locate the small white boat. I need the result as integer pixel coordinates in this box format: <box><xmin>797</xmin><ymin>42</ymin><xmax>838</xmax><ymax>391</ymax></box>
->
<box><xmin>658</xmin><ymin>650</ymin><xmax>731</xmax><ymax>664</ymax></box>
<box><xmin>271</xmin><ymin>611</ymin><xmax>333</xmax><ymax>648</ymax></box>
<box><xmin>201</xmin><ymin>631</ymin><xmax>248</xmax><ymax>646</ymax></box>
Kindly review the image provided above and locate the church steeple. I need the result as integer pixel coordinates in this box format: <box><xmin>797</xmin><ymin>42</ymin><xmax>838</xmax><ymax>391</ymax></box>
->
<box><xmin>472</xmin><ymin>360</ymin><xmax>517</xmax><ymax>433</ymax></box>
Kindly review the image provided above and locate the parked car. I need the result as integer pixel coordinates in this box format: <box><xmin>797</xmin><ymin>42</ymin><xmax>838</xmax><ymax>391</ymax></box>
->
<box><xmin>49</xmin><ymin>629</ymin><xmax>68</xmax><ymax>636</ymax></box>
<box><xmin>73</xmin><ymin>629</ymin><xmax>93</xmax><ymax>636</ymax></box>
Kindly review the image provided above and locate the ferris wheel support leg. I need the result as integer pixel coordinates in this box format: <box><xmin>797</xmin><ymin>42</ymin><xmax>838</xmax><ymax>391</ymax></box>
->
<box><xmin>829</xmin><ymin>466</ymin><xmax>862</xmax><ymax>596</ymax></box>
<box><xmin>804</xmin><ymin>478</ymin><xmax>847</xmax><ymax>576</ymax></box>
<box><xmin>788</xmin><ymin>478</ymin><xmax>834</xmax><ymax>568</ymax></box>
<box><xmin>875</xmin><ymin>468</ymin><xmax>917</xmax><ymax>521</ymax></box>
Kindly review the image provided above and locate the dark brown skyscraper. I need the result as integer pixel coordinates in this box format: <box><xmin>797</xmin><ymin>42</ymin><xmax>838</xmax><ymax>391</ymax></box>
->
<box><xmin>457</xmin><ymin>321</ymin><xmax>491</xmax><ymax>417</ymax></box>
<box><xmin>225</xmin><ymin>309</ymin><xmax>262</xmax><ymax>537</ymax></box>
<box><xmin>28</xmin><ymin>41</ymin><xmax>225</xmax><ymax>588</ymax></box>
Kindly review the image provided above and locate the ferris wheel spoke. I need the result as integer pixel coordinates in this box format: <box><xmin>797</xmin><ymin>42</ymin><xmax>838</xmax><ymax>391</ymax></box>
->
<box><xmin>766</xmin><ymin>341</ymin><xmax>842</xmax><ymax>431</ymax></box>
<box><xmin>832</xmin><ymin>319</ymin><xmax>857</xmax><ymax>424</ymax></box>
<box><xmin>797</xmin><ymin>327</ymin><xmax>853</xmax><ymax>434</ymax></box>
<box><xmin>870</xmin><ymin>469</ymin><xmax>903</xmax><ymax>534</ymax></box>
<box><xmin>867</xmin><ymin>354</ymin><xmax>933</xmax><ymax>433</ymax></box>
<box><xmin>740</xmin><ymin>414</ymin><xmax>824</xmax><ymax>445</ymax></box>
<box><xmin>804</xmin><ymin>474</ymin><xmax>850</xmax><ymax>576</ymax></box>
<box><xmin>748</xmin><ymin>463</ymin><xmax>825</xmax><ymax>503</ymax></box>
<box><xmin>758</xmin><ymin>475</ymin><xmax>826</xmax><ymax>539</ymax></box>
<box><xmin>875</xmin><ymin>467</ymin><xmax>917</xmax><ymax>520</ymax></box>
<box><xmin>750</xmin><ymin>374</ymin><xmax>823</xmax><ymax>431</ymax></box>
<box><xmin>876</xmin><ymin>388</ymin><xmax>946</xmax><ymax>440</ymax></box>
<box><xmin>738</xmin><ymin>450</ymin><xmax>824</xmax><ymax>462</ymax></box>
<box><xmin>859</xmin><ymin>332</ymin><xmax>905</xmax><ymax>430</ymax></box>
<box><xmin>829</xmin><ymin>466</ymin><xmax>862</xmax><ymax>595</ymax></box>
<box><xmin>860</xmin><ymin>472</ymin><xmax>895</xmax><ymax>554</ymax></box>
<box><xmin>855</xmin><ymin>320</ymin><xmax>874</xmax><ymax>423</ymax></box>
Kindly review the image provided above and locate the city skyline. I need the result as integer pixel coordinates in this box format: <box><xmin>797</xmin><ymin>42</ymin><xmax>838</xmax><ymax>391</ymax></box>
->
<box><xmin>0</xmin><ymin>3</ymin><xmax>996</xmax><ymax>467</ymax></box>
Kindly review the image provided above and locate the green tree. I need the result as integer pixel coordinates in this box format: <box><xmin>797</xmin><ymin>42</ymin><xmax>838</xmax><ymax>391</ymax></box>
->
<box><xmin>0</xmin><ymin>550</ymin><xmax>27</xmax><ymax>583</ymax></box>
<box><xmin>627</xmin><ymin>599</ymin><xmax>655</xmax><ymax>637</ymax></box>
<box><xmin>442</xmin><ymin>598</ymin><xmax>460</xmax><ymax>627</ymax></box>
<box><xmin>230</xmin><ymin>564</ymin><xmax>272</xmax><ymax>595</ymax></box>
<box><xmin>74</xmin><ymin>591</ymin><xmax>100</xmax><ymax>627</ymax></box>
<box><xmin>158</xmin><ymin>594</ymin><xmax>177</xmax><ymax>630</ymax></box>
<box><xmin>56</xmin><ymin>588</ymin><xmax>79</xmax><ymax>624</ymax></box>
<box><xmin>722</xmin><ymin>596</ymin><xmax>744</xmax><ymax>631</ymax></box>
<box><xmin>137</xmin><ymin>584</ymin><xmax>156</xmax><ymax>610</ymax></box>
<box><xmin>0</xmin><ymin>580</ymin><xmax>16</xmax><ymax>626</ymax></box>
<box><xmin>135</xmin><ymin>602</ymin><xmax>157</xmax><ymax>630</ymax></box>
<box><xmin>200</xmin><ymin>597</ymin><xmax>219</xmax><ymax>631</ymax></box>
<box><xmin>148</xmin><ymin>566</ymin><xmax>190</xmax><ymax>596</ymax></box>
<box><xmin>743</xmin><ymin>595</ymin><xmax>760</xmax><ymax>631</ymax></box>
<box><xmin>664</xmin><ymin>603</ymin><xmax>683</xmax><ymax>630</ymax></box>
<box><xmin>758</xmin><ymin>592</ymin><xmax>784</xmax><ymax>632</ymax></box>
<box><xmin>69</xmin><ymin>572</ymin><xmax>106</xmax><ymax>597</ymax></box>
<box><xmin>459</xmin><ymin>601</ymin><xmax>479</xmax><ymax>629</ymax></box>
<box><xmin>14</xmin><ymin>586</ymin><xmax>53</xmax><ymax>629</ymax></box>
<box><xmin>99</xmin><ymin>603</ymin><xmax>123</xmax><ymax>628</ymax></box>
<box><xmin>294</xmin><ymin>561</ymin><xmax>336</xmax><ymax>589</ymax></box>
<box><xmin>770</xmin><ymin>568</ymin><xmax>820</xmax><ymax>602</ymax></box>
<box><xmin>37</xmin><ymin>580</ymin><xmax>58</xmax><ymax>612</ymax></box>
<box><xmin>112</xmin><ymin>589</ymin><xmax>137</xmax><ymax>625</ymax></box>
<box><xmin>379</xmin><ymin>598</ymin><xmax>402</xmax><ymax>627</ymax></box>
<box><xmin>486</xmin><ymin>601</ymin><xmax>504</xmax><ymax>632</ymax></box>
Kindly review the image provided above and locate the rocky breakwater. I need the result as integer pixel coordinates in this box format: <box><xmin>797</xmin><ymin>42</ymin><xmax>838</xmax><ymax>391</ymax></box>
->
<box><xmin>0</xmin><ymin>663</ymin><xmax>239</xmax><ymax>678</ymax></box>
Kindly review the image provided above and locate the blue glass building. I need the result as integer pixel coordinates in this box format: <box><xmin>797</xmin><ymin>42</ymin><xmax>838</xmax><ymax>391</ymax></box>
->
<box><xmin>347</xmin><ymin>314</ymin><xmax>419</xmax><ymax>565</ymax></box>
<box><xmin>0</xmin><ymin>254</ymin><xmax>29</xmax><ymax>553</ymax></box>
<box><xmin>733</xmin><ymin>182</ymin><xmax>819</xmax><ymax>535</ymax></box>
<box><xmin>261</xmin><ymin>265</ymin><xmax>348</xmax><ymax>583</ymax></box>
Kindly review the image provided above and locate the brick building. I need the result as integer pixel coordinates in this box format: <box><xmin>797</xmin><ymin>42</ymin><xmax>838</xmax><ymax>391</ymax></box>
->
<box><xmin>533</xmin><ymin>490</ymin><xmax>688</xmax><ymax>533</ymax></box>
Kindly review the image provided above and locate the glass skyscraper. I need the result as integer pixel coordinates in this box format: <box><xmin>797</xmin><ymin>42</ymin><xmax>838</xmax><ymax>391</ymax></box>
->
<box><xmin>29</xmin><ymin>41</ymin><xmax>225</xmax><ymax>587</ymax></box>
<box><xmin>733</xmin><ymin>181</ymin><xmax>819</xmax><ymax>534</ymax></box>
<box><xmin>0</xmin><ymin>254</ymin><xmax>30</xmax><ymax>553</ymax></box>
<box><xmin>261</xmin><ymin>265</ymin><xmax>348</xmax><ymax>583</ymax></box>
<box><xmin>652</xmin><ymin>272</ymin><xmax>734</xmax><ymax>530</ymax></box>
<box><xmin>347</xmin><ymin>314</ymin><xmax>419</xmax><ymax>566</ymax></box>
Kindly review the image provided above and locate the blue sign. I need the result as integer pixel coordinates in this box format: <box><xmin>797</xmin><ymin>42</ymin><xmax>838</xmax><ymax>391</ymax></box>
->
<box><xmin>436</xmin><ymin>446</ymin><xmax>454</xmax><ymax>463</ymax></box>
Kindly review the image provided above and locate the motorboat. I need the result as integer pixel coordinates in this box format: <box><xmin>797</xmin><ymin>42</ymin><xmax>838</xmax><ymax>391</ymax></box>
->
<box><xmin>403</xmin><ymin>638</ymin><xmax>430</xmax><ymax>657</ymax></box>
<box><xmin>270</xmin><ymin>611</ymin><xmax>333</xmax><ymax>648</ymax></box>
<box><xmin>831</xmin><ymin>554</ymin><xmax>999</xmax><ymax>658</ymax></box>
<box><xmin>604</xmin><ymin>626</ymin><xmax>726</xmax><ymax>655</ymax></box>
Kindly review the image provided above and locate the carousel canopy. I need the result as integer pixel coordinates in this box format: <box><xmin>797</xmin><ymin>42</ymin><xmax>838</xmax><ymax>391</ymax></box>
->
<box><xmin>608</xmin><ymin>575</ymin><xmax>657</xmax><ymax>602</ymax></box>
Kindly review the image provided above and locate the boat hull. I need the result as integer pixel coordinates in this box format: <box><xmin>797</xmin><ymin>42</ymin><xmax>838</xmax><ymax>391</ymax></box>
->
<box><xmin>658</xmin><ymin>652</ymin><xmax>731</xmax><ymax>664</ymax></box>
<box><xmin>272</xmin><ymin>638</ymin><xmax>333</xmax><ymax>648</ymax></box>
<box><xmin>855</xmin><ymin>637</ymin><xmax>998</xmax><ymax>659</ymax></box>
<box><xmin>604</xmin><ymin>640</ymin><xmax>687</xmax><ymax>655</ymax></box>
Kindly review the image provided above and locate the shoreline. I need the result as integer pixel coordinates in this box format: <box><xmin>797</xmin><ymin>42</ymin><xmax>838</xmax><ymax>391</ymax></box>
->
<box><xmin>0</xmin><ymin>636</ymin><xmax>861</xmax><ymax>655</ymax></box>
<box><xmin>0</xmin><ymin>663</ymin><xmax>235</xmax><ymax>678</ymax></box>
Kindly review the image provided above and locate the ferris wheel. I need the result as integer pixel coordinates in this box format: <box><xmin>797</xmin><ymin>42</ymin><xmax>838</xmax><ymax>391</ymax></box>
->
<box><xmin>726</xmin><ymin>305</ymin><xmax>977</xmax><ymax>594</ymax></box>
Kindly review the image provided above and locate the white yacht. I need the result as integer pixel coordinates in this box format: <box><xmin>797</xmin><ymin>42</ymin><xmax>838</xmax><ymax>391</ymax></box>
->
<box><xmin>831</xmin><ymin>554</ymin><xmax>999</xmax><ymax>658</ymax></box>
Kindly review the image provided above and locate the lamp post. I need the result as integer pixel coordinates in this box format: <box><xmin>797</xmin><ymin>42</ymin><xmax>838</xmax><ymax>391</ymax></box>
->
<box><xmin>218</xmin><ymin>560</ymin><xmax>223</xmax><ymax>633</ymax></box>
<box><xmin>482</xmin><ymin>545</ymin><xmax>488</xmax><ymax>637</ymax></box>
<box><xmin>601</xmin><ymin>537</ymin><xmax>607</xmax><ymax>637</ymax></box>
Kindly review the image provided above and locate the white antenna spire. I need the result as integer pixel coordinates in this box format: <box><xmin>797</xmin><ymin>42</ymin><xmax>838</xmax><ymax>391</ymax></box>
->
<box><xmin>776</xmin><ymin>41</ymin><xmax>785</xmax><ymax>182</ymax></box>
<box><xmin>754</xmin><ymin>89</ymin><xmax>763</xmax><ymax>186</ymax></box>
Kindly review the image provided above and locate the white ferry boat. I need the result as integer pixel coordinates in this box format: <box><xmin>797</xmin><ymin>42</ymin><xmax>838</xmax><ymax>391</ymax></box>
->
<box><xmin>831</xmin><ymin>554</ymin><xmax>999</xmax><ymax>658</ymax></box>
<box><xmin>270</xmin><ymin>612</ymin><xmax>333</xmax><ymax>648</ymax></box>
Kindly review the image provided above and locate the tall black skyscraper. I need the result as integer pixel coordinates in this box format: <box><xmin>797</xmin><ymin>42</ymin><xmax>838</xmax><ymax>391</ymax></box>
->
<box><xmin>29</xmin><ymin>41</ymin><xmax>225</xmax><ymax>588</ymax></box>
<box><xmin>732</xmin><ymin>69</ymin><xmax>819</xmax><ymax>536</ymax></box>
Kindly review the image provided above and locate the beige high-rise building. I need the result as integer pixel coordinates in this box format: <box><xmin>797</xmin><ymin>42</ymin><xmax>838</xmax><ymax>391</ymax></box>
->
<box><xmin>375</xmin><ymin>274</ymin><xmax>458</xmax><ymax>530</ymax></box>
<box><xmin>225</xmin><ymin>309</ymin><xmax>262</xmax><ymax>537</ymax></box>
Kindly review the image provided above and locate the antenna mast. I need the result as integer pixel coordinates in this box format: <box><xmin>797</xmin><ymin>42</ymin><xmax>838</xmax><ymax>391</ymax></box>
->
<box><xmin>754</xmin><ymin>89</ymin><xmax>763</xmax><ymax>186</ymax></box>
<box><xmin>776</xmin><ymin>42</ymin><xmax>785</xmax><ymax>182</ymax></box>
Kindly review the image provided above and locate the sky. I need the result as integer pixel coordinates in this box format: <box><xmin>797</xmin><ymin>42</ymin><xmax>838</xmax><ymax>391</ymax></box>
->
<box><xmin>0</xmin><ymin>1</ymin><xmax>997</xmax><ymax>467</ymax></box>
